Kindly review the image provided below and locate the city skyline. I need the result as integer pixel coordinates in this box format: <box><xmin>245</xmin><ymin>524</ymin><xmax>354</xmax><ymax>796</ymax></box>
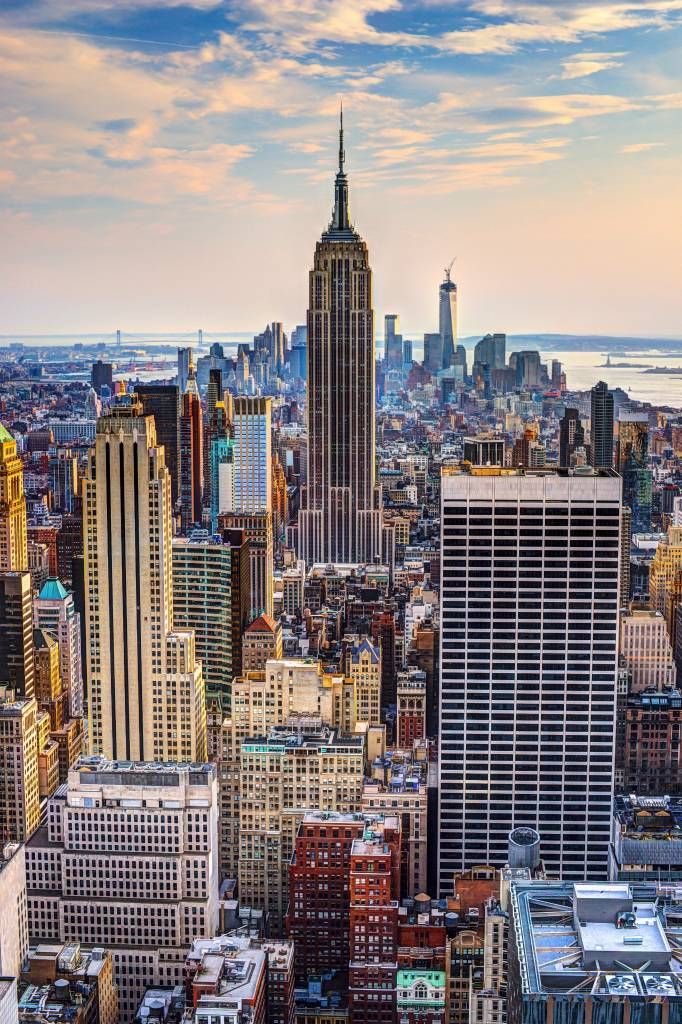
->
<box><xmin>1</xmin><ymin>1</ymin><xmax>681</xmax><ymax>336</ymax></box>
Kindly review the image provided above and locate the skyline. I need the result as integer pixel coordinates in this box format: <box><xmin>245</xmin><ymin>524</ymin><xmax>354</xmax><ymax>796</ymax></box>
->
<box><xmin>1</xmin><ymin>1</ymin><xmax>681</xmax><ymax>336</ymax></box>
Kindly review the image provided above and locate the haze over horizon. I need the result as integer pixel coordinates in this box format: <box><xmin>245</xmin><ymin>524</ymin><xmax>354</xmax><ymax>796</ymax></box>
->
<box><xmin>1</xmin><ymin>0</ymin><xmax>681</xmax><ymax>335</ymax></box>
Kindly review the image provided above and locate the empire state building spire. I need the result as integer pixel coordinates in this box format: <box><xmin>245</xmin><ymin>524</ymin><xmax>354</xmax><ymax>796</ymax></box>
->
<box><xmin>325</xmin><ymin>104</ymin><xmax>356</xmax><ymax>239</ymax></box>
<box><xmin>298</xmin><ymin>111</ymin><xmax>382</xmax><ymax>566</ymax></box>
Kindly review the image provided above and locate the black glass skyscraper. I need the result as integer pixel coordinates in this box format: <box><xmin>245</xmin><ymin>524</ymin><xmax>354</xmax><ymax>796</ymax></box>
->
<box><xmin>590</xmin><ymin>380</ymin><xmax>614</xmax><ymax>468</ymax></box>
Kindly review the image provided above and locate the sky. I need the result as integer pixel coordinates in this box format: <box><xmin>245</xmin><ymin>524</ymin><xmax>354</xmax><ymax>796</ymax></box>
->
<box><xmin>1</xmin><ymin>0</ymin><xmax>681</xmax><ymax>338</ymax></box>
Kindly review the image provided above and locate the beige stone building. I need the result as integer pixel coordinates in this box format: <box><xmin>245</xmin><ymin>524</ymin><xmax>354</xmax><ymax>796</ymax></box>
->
<box><xmin>25</xmin><ymin>757</ymin><xmax>220</xmax><ymax>1022</ymax></box>
<box><xmin>0</xmin><ymin>695</ymin><xmax>40</xmax><ymax>842</ymax></box>
<box><xmin>362</xmin><ymin>775</ymin><xmax>428</xmax><ymax>897</ymax></box>
<box><xmin>620</xmin><ymin>608</ymin><xmax>676</xmax><ymax>691</ymax></box>
<box><xmin>0</xmin><ymin>841</ymin><xmax>29</xmax><ymax>977</ymax></box>
<box><xmin>83</xmin><ymin>401</ymin><xmax>205</xmax><ymax>761</ymax></box>
<box><xmin>346</xmin><ymin>637</ymin><xmax>381</xmax><ymax>726</ymax></box>
<box><xmin>219</xmin><ymin>511</ymin><xmax>274</xmax><ymax>620</ymax></box>
<box><xmin>0</xmin><ymin>423</ymin><xmax>27</xmax><ymax>573</ymax></box>
<box><xmin>238</xmin><ymin>725</ymin><xmax>365</xmax><ymax>930</ymax></box>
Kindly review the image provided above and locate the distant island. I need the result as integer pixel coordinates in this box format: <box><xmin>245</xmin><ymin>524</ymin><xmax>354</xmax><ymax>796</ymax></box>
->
<box><xmin>598</xmin><ymin>360</ymin><xmax>654</xmax><ymax>368</ymax></box>
<box><xmin>643</xmin><ymin>366</ymin><xmax>682</xmax><ymax>374</ymax></box>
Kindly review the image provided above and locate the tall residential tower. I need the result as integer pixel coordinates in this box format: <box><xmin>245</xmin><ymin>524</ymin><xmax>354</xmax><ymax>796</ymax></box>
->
<box><xmin>298</xmin><ymin>112</ymin><xmax>381</xmax><ymax>565</ymax></box>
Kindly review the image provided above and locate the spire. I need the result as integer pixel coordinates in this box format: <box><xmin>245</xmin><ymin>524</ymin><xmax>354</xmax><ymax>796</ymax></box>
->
<box><xmin>327</xmin><ymin>103</ymin><xmax>354</xmax><ymax>237</ymax></box>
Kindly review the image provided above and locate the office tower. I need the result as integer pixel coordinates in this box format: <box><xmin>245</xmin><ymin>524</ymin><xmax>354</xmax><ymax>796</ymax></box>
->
<box><xmin>0</xmin><ymin>696</ymin><xmax>40</xmax><ymax>841</ymax></box>
<box><xmin>271</xmin><ymin>455</ymin><xmax>287</xmax><ymax>546</ymax></box>
<box><xmin>439</xmin><ymin>264</ymin><xmax>458</xmax><ymax>369</ymax></box>
<box><xmin>590</xmin><ymin>380</ymin><xmax>614</xmax><ymax>467</ymax></box>
<box><xmin>620</xmin><ymin>608</ymin><xmax>676</xmax><ymax>692</ymax></box>
<box><xmin>649</xmin><ymin>527</ymin><xmax>682</xmax><ymax>649</ymax></box>
<box><xmin>25</xmin><ymin>758</ymin><xmax>220</xmax><ymax>1023</ymax></box>
<box><xmin>207</xmin><ymin>367</ymin><xmax>222</xmax><ymax>423</ymax></box>
<box><xmin>551</xmin><ymin>358</ymin><xmax>563</xmax><ymax>389</ymax></box>
<box><xmin>90</xmin><ymin>360</ymin><xmax>113</xmax><ymax>396</ymax></box>
<box><xmin>239</xmin><ymin>725</ymin><xmax>365</xmax><ymax>930</ymax></box>
<box><xmin>287</xmin><ymin>812</ymin><xmax>368</xmax><ymax>984</ymax></box>
<box><xmin>384</xmin><ymin>314</ymin><xmax>403</xmax><ymax>369</ymax></box>
<box><xmin>135</xmin><ymin>383</ymin><xmax>181</xmax><ymax>505</ymax></box>
<box><xmin>172</xmin><ymin>533</ymin><xmax>236</xmax><ymax>710</ymax></box>
<box><xmin>219</xmin><ymin>511</ymin><xmax>273</xmax><ymax>619</ymax></box>
<box><xmin>83</xmin><ymin>400</ymin><xmax>206</xmax><ymax>762</ymax></box>
<box><xmin>220</xmin><ymin>527</ymin><xmax>250</xmax><ymax>679</ymax></box>
<box><xmin>509</xmin><ymin>349</ymin><xmax>543</xmax><ymax>389</ymax></box>
<box><xmin>56</xmin><ymin>512</ymin><xmax>83</xmax><ymax>587</ymax></box>
<box><xmin>348</xmin><ymin>821</ymin><xmax>401</xmax><ymax>1024</ymax></box>
<box><xmin>559</xmin><ymin>408</ymin><xmax>585</xmax><ymax>467</ymax></box>
<box><xmin>0</xmin><ymin>424</ymin><xmax>27</xmax><ymax>573</ymax></box>
<box><xmin>34</xmin><ymin>578</ymin><xmax>83</xmax><ymax>719</ymax></box>
<box><xmin>473</xmin><ymin>333</ymin><xmax>506</xmax><ymax>372</ymax></box>
<box><xmin>0</xmin><ymin>572</ymin><xmax>34</xmax><ymax>698</ymax></box>
<box><xmin>180</xmin><ymin>359</ymin><xmax>203</xmax><ymax>530</ymax></box>
<box><xmin>177</xmin><ymin>346</ymin><xmax>191</xmax><ymax>394</ymax></box>
<box><xmin>233</xmin><ymin>396</ymin><xmax>272</xmax><ymax>514</ymax></box>
<box><xmin>396</xmin><ymin>671</ymin><xmax>426</xmax><ymax>747</ymax></box>
<box><xmin>242</xmin><ymin>614</ymin><xmax>283</xmax><ymax>671</ymax></box>
<box><xmin>618</xmin><ymin>411</ymin><xmax>652</xmax><ymax>532</ymax></box>
<box><xmin>347</xmin><ymin>636</ymin><xmax>381</xmax><ymax>726</ymax></box>
<box><xmin>423</xmin><ymin>332</ymin><xmax>443</xmax><ymax>374</ymax></box>
<box><xmin>271</xmin><ymin>321</ymin><xmax>286</xmax><ymax>372</ymax></box>
<box><xmin>438</xmin><ymin>466</ymin><xmax>621</xmax><ymax>890</ymax></box>
<box><xmin>403</xmin><ymin>338</ymin><xmax>413</xmax><ymax>367</ymax></box>
<box><xmin>464</xmin><ymin>435</ymin><xmax>506</xmax><ymax>467</ymax></box>
<box><xmin>0</xmin><ymin>843</ymin><xmax>28</xmax><ymax>977</ymax></box>
<box><xmin>48</xmin><ymin>450</ymin><xmax>79</xmax><ymax>514</ymax></box>
<box><xmin>209</xmin><ymin>402</ymin><xmax>234</xmax><ymax>532</ymax></box>
<box><xmin>298</xmin><ymin>113</ymin><xmax>381</xmax><ymax>566</ymax></box>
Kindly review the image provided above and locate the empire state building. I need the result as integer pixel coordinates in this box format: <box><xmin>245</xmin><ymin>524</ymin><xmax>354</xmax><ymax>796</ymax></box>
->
<box><xmin>298</xmin><ymin>112</ymin><xmax>382</xmax><ymax>565</ymax></box>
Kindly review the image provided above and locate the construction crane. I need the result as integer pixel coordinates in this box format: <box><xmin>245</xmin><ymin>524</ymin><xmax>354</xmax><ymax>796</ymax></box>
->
<box><xmin>444</xmin><ymin>257</ymin><xmax>457</xmax><ymax>282</ymax></box>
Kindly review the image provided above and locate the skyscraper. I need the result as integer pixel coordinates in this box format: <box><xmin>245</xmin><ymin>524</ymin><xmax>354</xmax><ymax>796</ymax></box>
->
<box><xmin>298</xmin><ymin>111</ymin><xmax>382</xmax><ymax>565</ymax></box>
<box><xmin>473</xmin><ymin>333</ymin><xmax>506</xmax><ymax>372</ymax></box>
<box><xmin>590</xmin><ymin>380</ymin><xmax>614</xmax><ymax>468</ymax></box>
<box><xmin>233</xmin><ymin>396</ymin><xmax>272</xmax><ymax>514</ymax></box>
<box><xmin>558</xmin><ymin>407</ymin><xmax>585</xmax><ymax>468</ymax></box>
<box><xmin>180</xmin><ymin>358</ymin><xmax>203</xmax><ymax>530</ymax></box>
<box><xmin>0</xmin><ymin>423</ymin><xmax>27</xmax><ymax>573</ymax></box>
<box><xmin>34</xmin><ymin>577</ymin><xmax>83</xmax><ymax>719</ymax></box>
<box><xmin>0</xmin><ymin>571</ymin><xmax>35</xmax><ymax>698</ymax></box>
<box><xmin>83</xmin><ymin>399</ymin><xmax>206</xmax><ymax>761</ymax></box>
<box><xmin>135</xmin><ymin>383</ymin><xmax>181</xmax><ymax>505</ymax></box>
<box><xmin>439</xmin><ymin>263</ymin><xmax>457</xmax><ymax>369</ymax></box>
<box><xmin>384</xmin><ymin>314</ymin><xmax>403</xmax><ymax>370</ymax></box>
<box><xmin>438</xmin><ymin>466</ymin><xmax>620</xmax><ymax>890</ymax></box>
<box><xmin>617</xmin><ymin>410</ymin><xmax>652</xmax><ymax>532</ymax></box>
<box><xmin>177</xmin><ymin>346</ymin><xmax>191</xmax><ymax>394</ymax></box>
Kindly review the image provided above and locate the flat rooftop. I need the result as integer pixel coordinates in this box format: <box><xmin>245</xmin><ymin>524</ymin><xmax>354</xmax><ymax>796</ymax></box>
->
<box><xmin>511</xmin><ymin>881</ymin><xmax>682</xmax><ymax>998</ymax></box>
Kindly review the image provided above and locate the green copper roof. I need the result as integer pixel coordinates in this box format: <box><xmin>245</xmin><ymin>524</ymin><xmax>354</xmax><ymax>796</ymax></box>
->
<box><xmin>397</xmin><ymin>971</ymin><xmax>446</xmax><ymax>988</ymax></box>
<box><xmin>0</xmin><ymin>422</ymin><xmax>14</xmax><ymax>444</ymax></box>
<box><xmin>38</xmin><ymin>577</ymin><xmax>69</xmax><ymax>601</ymax></box>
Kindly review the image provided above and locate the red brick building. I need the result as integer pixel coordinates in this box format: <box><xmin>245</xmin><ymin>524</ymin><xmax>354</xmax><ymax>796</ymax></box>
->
<box><xmin>287</xmin><ymin>812</ymin><xmax>367</xmax><ymax>984</ymax></box>
<box><xmin>349</xmin><ymin>819</ymin><xmax>401</xmax><ymax>1024</ymax></box>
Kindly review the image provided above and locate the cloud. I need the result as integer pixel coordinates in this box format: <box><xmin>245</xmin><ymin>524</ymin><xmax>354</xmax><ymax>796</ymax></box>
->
<box><xmin>560</xmin><ymin>51</ymin><xmax>626</xmax><ymax>79</ymax></box>
<box><xmin>621</xmin><ymin>141</ymin><xmax>664</xmax><ymax>153</ymax></box>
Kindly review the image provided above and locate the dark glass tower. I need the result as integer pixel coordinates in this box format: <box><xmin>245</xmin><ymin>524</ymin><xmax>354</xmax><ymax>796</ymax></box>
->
<box><xmin>298</xmin><ymin>111</ymin><xmax>381</xmax><ymax>564</ymax></box>
<box><xmin>135</xmin><ymin>384</ymin><xmax>181</xmax><ymax>504</ymax></box>
<box><xmin>559</xmin><ymin>407</ymin><xmax>585</xmax><ymax>468</ymax></box>
<box><xmin>590</xmin><ymin>380</ymin><xmax>614</xmax><ymax>468</ymax></box>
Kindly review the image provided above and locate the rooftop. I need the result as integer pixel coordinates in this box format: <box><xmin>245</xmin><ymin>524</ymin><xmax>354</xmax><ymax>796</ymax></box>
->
<box><xmin>511</xmin><ymin>881</ymin><xmax>682</xmax><ymax>998</ymax></box>
<box><xmin>37</xmin><ymin>578</ymin><xmax>69</xmax><ymax>602</ymax></box>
